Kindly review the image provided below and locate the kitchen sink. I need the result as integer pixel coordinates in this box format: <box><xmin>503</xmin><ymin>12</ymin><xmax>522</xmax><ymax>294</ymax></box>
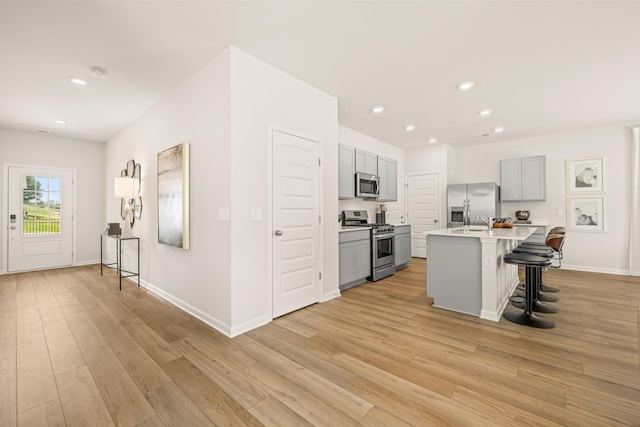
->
<box><xmin>452</xmin><ymin>227</ymin><xmax>489</xmax><ymax>234</ymax></box>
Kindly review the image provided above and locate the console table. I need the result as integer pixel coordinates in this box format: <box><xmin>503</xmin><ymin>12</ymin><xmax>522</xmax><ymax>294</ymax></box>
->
<box><xmin>100</xmin><ymin>234</ymin><xmax>140</xmax><ymax>290</ymax></box>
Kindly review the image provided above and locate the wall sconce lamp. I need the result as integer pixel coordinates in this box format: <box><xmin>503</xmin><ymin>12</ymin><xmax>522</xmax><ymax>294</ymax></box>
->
<box><xmin>114</xmin><ymin>176</ymin><xmax>139</xmax><ymax>237</ymax></box>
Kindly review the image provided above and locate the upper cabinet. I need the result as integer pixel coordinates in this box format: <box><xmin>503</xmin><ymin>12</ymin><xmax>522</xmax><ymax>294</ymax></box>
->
<box><xmin>339</xmin><ymin>144</ymin><xmax>355</xmax><ymax>199</ymax></box>
<box><xmin>355</xmin><ymin>149</ymin><xmax>378</xmax><ymax>175</ymax></box>
<box><xmin>339</xmin><ymin>144</ymin><xmax>398</xmax><ymax>202</ymax></box>
<box><xmin>500</xmin><ymin>155</ymin><xmax>546</xmax><ymax>201</ymax></box>
<box><xmin>377</xmin><ymin>155</ymin><xmax>397</xmax><ymax>202</ymax></box>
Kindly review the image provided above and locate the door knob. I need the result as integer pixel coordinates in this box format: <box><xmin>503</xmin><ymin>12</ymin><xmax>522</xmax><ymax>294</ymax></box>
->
<box><xmin>274</xmin><ymin>230</ymin><xmax>283</xmax><ymax>236</ymax></box>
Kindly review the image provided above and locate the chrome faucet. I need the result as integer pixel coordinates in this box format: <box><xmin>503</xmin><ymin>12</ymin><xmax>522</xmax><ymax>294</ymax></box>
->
<box><xmin>476</xmin><ymin>215</ymin><xmax>494</xmax><ymax>230</ymax></box>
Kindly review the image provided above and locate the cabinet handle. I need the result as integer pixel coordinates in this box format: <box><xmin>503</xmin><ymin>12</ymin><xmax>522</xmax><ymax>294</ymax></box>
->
<box><xmin>274</xmin><ymin>230</ymin><xmax>283</xmax><ymax>236</ymax></box>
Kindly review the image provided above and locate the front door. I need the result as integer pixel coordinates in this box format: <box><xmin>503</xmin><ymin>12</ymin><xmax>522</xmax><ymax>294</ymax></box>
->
<box><xmin>7</xmin><ymin>166</ymin><xmax>73</xmax><ymax>272</ymax></box>
<box><xmin>407</xmin><ymin>173</ymin><xmax>439</xmax><ymax>258</ymax></box>
<box><xmin>272</xmin><ymin>130</ymin><xmax>321</xmax><ymax>318</ymax></box>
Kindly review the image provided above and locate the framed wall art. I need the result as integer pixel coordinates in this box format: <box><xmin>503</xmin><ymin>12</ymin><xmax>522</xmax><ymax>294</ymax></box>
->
<box><xmin>566</xmin><ymin>157</ymin><xmax>604</xmax><ymax>193</ymax></box>
<box><xmin>158</xmin><ymin>143</ymin><xmax>190</xmax><ymax>249</ymax></box>
<box><xmin>567</xmin><ymin>196</ymin><xmax>604</xmax><ymax>232</ymax></box>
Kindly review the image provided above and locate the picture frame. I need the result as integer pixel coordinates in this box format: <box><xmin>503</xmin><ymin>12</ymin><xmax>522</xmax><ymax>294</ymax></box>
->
<box><xmin>157</xmin><ymin>143</ymin><xmax>190</xmax><ymax>249</ymax></box>
<box><xmin>567</xmin><ymin>196</ymin><xmax>605</xmax><ymax>232</ymax></box>
<box><xmin>566</xmin><ymin>157</ymin><xmax>604</xmax><ymax>193</ymax></box>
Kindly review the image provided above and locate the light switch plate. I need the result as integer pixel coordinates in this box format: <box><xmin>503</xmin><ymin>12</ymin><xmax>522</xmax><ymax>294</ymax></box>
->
<box><xmin>219</xmin><ymin>208</ymin><xmax>230</xmax><ymax>222</ymax></box>
<box><xmin>251</xmin><ymin>208</ymin><xmax>262</xmax><ymax>221</ymax></box>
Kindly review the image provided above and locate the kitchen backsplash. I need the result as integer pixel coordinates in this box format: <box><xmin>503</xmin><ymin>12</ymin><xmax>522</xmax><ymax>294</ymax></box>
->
<box><xmin>338</xmin><ymin>199</ymin><xmax>405</xmax><ymax>225</ymax></box>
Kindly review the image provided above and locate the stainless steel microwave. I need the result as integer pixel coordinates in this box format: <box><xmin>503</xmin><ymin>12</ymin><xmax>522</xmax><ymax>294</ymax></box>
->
<box><xmin>356</xmin><ymin>172</ymin><xmax>379</xmax><ymax>198</ymax></box>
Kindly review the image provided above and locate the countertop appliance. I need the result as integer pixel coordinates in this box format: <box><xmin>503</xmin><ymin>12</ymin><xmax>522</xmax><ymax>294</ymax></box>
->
<box><xmin>355</xmin><ymin>172</ymin><xmax>379</xmax><ymax>199</ymax></box>
<box><xmin>447</xmin><ymin>183</ymin><xmax>500</xmax><ymax>228</ymax></box>
<box><xmin>342</xmin><ymin>210</ymin><xmax>395</xmax><ymax>281</ymax></box>
<box><xmin>515</xmin><ymin>210</ymin><xmax>530</xmax><ymax>221</ymax></box>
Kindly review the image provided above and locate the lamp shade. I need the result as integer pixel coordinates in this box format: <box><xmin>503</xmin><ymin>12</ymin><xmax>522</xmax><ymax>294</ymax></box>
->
<box><xmin>114</xmin><ymin>177</ymin><xmax>139</xmax><ymax>199</ymax></box>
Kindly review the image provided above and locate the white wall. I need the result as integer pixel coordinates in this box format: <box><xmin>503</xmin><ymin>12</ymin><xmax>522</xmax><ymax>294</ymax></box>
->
<box><xmin>338</xmin><ymin>126</ymin><xmax>405</xmax><ymax>222</ymax></box>
<box><xmin>0</xmin><ymin>129</ymin><xmax>105</xmax><ymax>272</ymax></box>
<box><xmin>105</xmin><ymin>47</ymin><xmax>338</xmax><ymax>337</ymax></box>
<box><xmin>229</xmin><ymin>47</ymin><xmax>338</xmax><ymax>333</ymax></box>
<box><xmin>106</xmin><ymin>49</ymin><xmax>233</xmax><ymax>331</ymax></box>
<box><xmin>454</xmin><ymin>123</ymin><xmax>635</xmax><ymax>274</ymax></box>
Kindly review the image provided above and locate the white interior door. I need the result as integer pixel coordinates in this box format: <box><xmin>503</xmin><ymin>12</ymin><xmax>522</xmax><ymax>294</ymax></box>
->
<box><xmin>272</xmin><ymin>130</ymin><xmax>321</xmax><ymax>318</ymax></box>
<box><xmin>7</xmin><ymin>166</ymin><xmax>73</xmax><ymax>272</ymax></box>
<box><xmin>407</xmin><ymin>173</ymin><xmax>439</xmax><ymax>258</ymax></box>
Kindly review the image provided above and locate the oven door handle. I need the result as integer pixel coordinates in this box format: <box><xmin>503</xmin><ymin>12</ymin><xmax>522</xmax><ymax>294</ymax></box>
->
<box><xmin>373</xmin><ymin>232</ymin><xmax>395</xmax><ymax>239</ymax></box>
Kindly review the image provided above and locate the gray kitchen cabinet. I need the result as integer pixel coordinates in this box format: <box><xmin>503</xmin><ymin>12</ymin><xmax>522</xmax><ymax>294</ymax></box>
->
<box><xmin>377</xmin><ymin>155</ymin><xmax>398</xmax><ymax>202</ymax></box>
<box><xmin>339</xmin><ymin>229</ymin><xmax>371</xmax><ymax>290</ymax></box>
<box><xmin>500</xmin><ymin>155</ymin><xmax>546</xmax><ymax>201</ymax></box>
<box><xmin>394</xmin><ymin>224</ymin><xmax>411</xmax><ymax>269</ymax></box>
<box><xmin>355</xmin><ymin>149</ymin><xmax>377</xmax><ymax>175</ymax></box>
<box><xmin>339</xmin><ymin>144</ymin><xmax>355</xmax><ymax>199</ymax></box>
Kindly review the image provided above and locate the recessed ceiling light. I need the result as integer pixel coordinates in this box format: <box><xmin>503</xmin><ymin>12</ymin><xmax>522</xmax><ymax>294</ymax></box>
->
<box><xmin>479</xmin><ymin>109</ymin><xmax>493</xmax><ymax>117</ymax></box>
<box><xmin>428</xmin><ymin>138</ymin><xmax>438</xmax><ymax>144</ymax></box>
<box><xmin>70</xmin><ymin>77</ymin><xmax>87</xmax><ymax>86</ymax></box>
<box><xmin>405</xmin><ymin>124</ymin><xmax>416</xmax><ymax>132</ymax></box>
<box><xmin>457</xmin><ymin>81</ymin><xmax>475</xmax><ymax>91</ymax></box>
<box><xmin>372</xmin><ymin>105</ymin><xmax>385</xmax><ymax>114</ymax></box>
<box><xmin>494</xmin><ymin>126</ymin><xmax>505</xmax><ymax>133</ymax></box>
<box><xmin>53</xmin><ymin>119</ymin><xmax>66</xmax><ymax>125</ymax></box>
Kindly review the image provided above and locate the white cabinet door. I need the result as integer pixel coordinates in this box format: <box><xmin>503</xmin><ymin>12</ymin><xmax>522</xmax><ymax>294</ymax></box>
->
<box><xmin>338</xmin><ymin>144</ymin><xmax>355</xmax><ymax>199</ymax></box>
<box><xmin>355</xmin><ymin>149</ymin><xmax>377</xmax><ymax>175</ymax></box>
<box><xmin>377</xmin><ymin>156</ymin><xmax>397</xmax><ymax>202</ymax></box>
<box><xmin>522</xmin><ymin>156</ymin><xmax>546</xmax><ymax>201</ymax></box>
<box><xmin>386</xmin><ymin>175</ymin><xmax>405</xmax><ymax>224</ymax></box>
<box><xmin>500</xmin><ymin>158</ymin><xmax>522</xmax><ymax>201</ymax></box>
<box><xmin>501</xmin><ymin>156</ymin><xmax>546</xmax><ymax>202</ymax></box>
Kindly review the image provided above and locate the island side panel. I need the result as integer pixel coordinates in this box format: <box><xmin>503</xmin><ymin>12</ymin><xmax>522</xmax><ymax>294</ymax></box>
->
<box><xmin>479</xmin><ymin>237</ymin><xmax>520</xmax><ymax>321</ymax></box>
<box><xmin>427</xmin><ymin>234</ymin><xmax>482</xmax><ymax>316</ymax></box>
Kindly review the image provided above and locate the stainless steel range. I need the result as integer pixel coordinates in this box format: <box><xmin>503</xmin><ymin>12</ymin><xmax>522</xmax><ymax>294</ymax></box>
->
<box><xmin>342</xmin><ymin>210</ymin><xmax>395</xmax><ymax>281</ymax></box>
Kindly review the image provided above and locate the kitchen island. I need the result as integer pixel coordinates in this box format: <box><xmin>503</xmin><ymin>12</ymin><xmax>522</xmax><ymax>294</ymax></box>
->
<box><xmin>424</xmin><ymin>226</ymin><xmax>535</xmax><ymax>321</ymax></box>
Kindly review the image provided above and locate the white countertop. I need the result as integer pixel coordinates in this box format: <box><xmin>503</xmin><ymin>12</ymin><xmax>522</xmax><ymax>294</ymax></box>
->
<box><xmin>513</xmin><ymin>220</ymin><xmax>549</xmax><ymax>226</ymax></box>
<box><xmin>339</xmin><ymin>226</ymin><xmax>372</xmax><ymax>233</ymax></box>
<box><xmin>424</xmin><ymin>226</ymin><xmax>535</xmax><ymax>241</ymax></box>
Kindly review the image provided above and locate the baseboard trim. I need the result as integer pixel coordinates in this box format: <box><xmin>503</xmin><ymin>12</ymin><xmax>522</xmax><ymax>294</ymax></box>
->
<box><xmin>138</xmin><ymin>277</ymin><xmax>235</xmax><ymax>338</ymax></box>
<box><xmin>75</xmin><ymin>259</ymin><xmax>100</xmax><ymax>267</ymax></box>
<box><xmin>321</xmin><ymin>289</ymin><xmax>341</xmax><ymax>302</ymax></box>
<box><xmin>561</xmin><ymin>264</ymin><xmax>630</xmax><ymax>276</ymax></box>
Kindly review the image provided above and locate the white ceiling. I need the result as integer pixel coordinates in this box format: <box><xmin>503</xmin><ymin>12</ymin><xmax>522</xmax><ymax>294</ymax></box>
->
<box><xmin>2</xmin><ymin>1</ymin><xmax>640</xmax><ymax>149</ymax></box>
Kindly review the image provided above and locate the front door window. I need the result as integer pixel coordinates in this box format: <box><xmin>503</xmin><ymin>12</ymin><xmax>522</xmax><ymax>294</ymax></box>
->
<box><xmin>22</xmin><ymin>175</ymin><xmax>61</xmax><ymax>236</ymax></box>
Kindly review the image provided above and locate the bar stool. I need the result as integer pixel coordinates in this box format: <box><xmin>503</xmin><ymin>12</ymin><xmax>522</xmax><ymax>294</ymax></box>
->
<box><xmin>512</xmin><ymin>245</ymin><xmax>558</xmax><ymax>309</ymax></box>
<box><xmin>517</xmin><ymin>233</ymin><xmax>566</xmax><ymax>290</ymax></box>
<box><xmin>523</xmin><ymin>227</ymin><xmax>567</xmax><ymax>268</ymax></box>
<box><xmin>503</xmin><ymin>252</ymin><xmax>555</xmax><ymax>329</ymax></box>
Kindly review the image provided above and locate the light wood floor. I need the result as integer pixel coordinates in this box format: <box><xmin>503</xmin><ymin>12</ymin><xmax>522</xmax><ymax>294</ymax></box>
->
<box><xmin>1</xmin><ymin>259</ymin><xmax>639</xmax><ymax>426</ymax></box>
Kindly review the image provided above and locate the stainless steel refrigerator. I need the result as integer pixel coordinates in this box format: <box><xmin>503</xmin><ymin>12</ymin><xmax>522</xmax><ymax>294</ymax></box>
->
<box><xmin>447</xmin><ymin>183</ymin><xmax>500</xmax><ymax>227</ymax></box>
